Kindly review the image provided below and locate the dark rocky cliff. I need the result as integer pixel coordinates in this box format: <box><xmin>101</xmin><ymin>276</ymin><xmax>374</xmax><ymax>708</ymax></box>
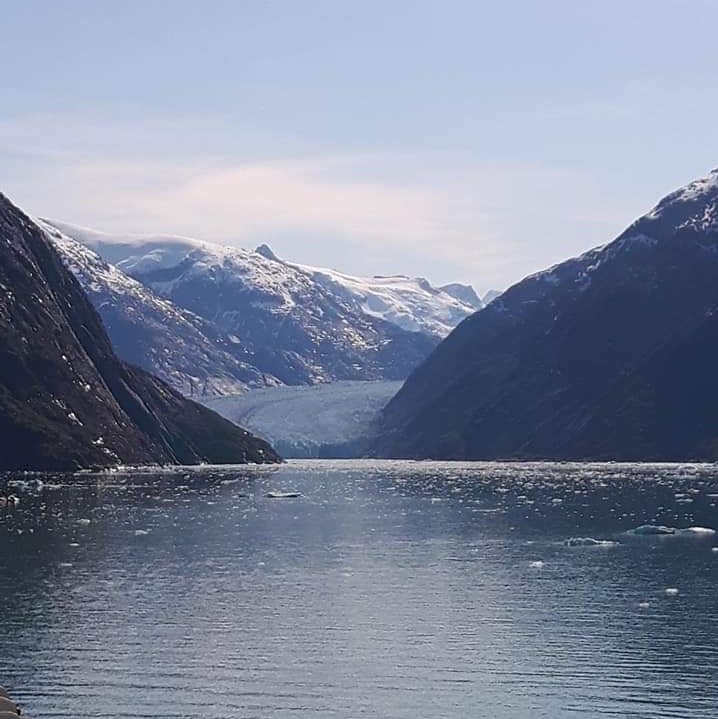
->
<box><xmin>0</xmin><ymin>194</ymin><xmax>280</xmax><ymax>470</ymax></box>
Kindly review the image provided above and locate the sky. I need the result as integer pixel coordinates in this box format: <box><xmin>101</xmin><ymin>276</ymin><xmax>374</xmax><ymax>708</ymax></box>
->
<box><xmin>3</xmin><ymin>0</ymin><xmax>718</xmax><ymax>293</ymax></box>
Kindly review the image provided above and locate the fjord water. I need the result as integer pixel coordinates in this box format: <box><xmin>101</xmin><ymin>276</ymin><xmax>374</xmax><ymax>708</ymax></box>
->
<box><xmin>2</xmin><ymin>461</ymin><xmax>718</xmax><ymax>719</ymax></box>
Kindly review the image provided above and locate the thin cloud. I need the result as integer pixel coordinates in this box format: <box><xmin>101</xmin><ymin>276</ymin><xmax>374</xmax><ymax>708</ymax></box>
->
<box><xmin>0</xmin><ymin>110</ymin><xmax>638</xmax><ymax>289</ymax></box>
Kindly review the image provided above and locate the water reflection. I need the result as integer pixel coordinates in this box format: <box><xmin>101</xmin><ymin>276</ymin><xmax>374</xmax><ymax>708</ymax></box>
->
<box><xmin>1</xmin><ymin>461</ymin><xmax>717</xmax><ymax>718</ymax></box>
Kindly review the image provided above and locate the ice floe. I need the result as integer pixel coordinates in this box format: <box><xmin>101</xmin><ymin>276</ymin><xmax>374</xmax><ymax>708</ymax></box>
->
<box><xmin>627</xmin><ymin>524</ymin><xmax>716</xmax><ymax>538</ymax></box>
<box><xmin>564</xmin><ymin>537</ymin><xmax>617</xmax><ymax>547</ymax></box>
<box><xmin>628</xmin><ymin>524</ymin><xmax>676</xmax><ymax>536</ymax></box>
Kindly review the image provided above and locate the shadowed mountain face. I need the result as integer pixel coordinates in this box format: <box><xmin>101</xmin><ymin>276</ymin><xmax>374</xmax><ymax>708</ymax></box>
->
<box><xmin>375</xmin><ymin>169</ymin><xmax>718</xmax><ymax>461</ymax></box>
<box><xmin>0</xmin><ymin>194</ymin><xmax>280</xmax><ymax>470</ymax></box>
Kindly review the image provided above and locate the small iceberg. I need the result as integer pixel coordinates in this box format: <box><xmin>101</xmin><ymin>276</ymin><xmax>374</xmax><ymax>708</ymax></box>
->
<box><xmin>665</xmin><ymin>587</ymin><xmax>679</xmax><ymax>596</ymax></box>
<box><xmin>677</xmin><ymin>526</ymin><xmax>716</xmax><ymax>536</ymax></box>
<box><xmin>564</xmin><ymin>537</ymin><xmax>617</xmax><ymax>547</ymax></box>
<box><xmin>626</xmin><ymin>524</ymin><xmax>716</xmax><ymax>539</ymax></box>
<box><xmin>529</xmin><ymin>560</ymin><xmax>544</xmax><ymax>569</ymax></box>
<box><xmin>628</xmin><ymin>524</ymin><xmax>676</xmax><ymax>536</ymax></box>
<box><xmin>265</xmin><ymin>491</ymin><xmax>302</xmax><ymax>499</ymax></box>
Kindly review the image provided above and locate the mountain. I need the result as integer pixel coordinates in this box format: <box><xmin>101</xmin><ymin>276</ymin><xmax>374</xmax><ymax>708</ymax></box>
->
<box><xmin>0</xmin><ymin>193</ymin><xmax>280</xmax><ymax>470</ymax></box>
<box><xmin>439</xmin><ymin>282</ymin><xmax>483</xmax><ymax>309</ymax></box>
<box><xmin>374</xmin><ymin>168</ymin><xmax>718</xmax><ymax>461</ymax></box>
<box><xmin>39</xmin><ymin>221</ymin><xmax>277</xmax><ymax>397</ymax></box>
<box><xmin>42</xmin><ymin>221</ymin><xmax>479</xmax><ymax>385</ymax></box>
<box><xmin>290</xmin><ymin>265</ymin><xmax>483</xmax><ymax>337</ymax></box>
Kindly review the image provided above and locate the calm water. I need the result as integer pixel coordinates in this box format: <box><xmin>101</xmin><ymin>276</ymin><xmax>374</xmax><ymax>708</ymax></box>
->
<box><xmin>2</xmin><ymin>460</ymin><xmax>718</xmax><ymax>718</ymax></box>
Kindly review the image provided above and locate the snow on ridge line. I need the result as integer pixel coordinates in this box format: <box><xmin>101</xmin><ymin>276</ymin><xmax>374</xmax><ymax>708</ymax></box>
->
<box><xmin>37</xmin><ymin>218</ymin><xmax>274</xmax><ymax>396</ymax></box>
<box><xmin>41</xmin><ymin>219</ymin><xmax>482</xmax><ymax>338</ymax></box>
<box><xmin>288</xmin><ymin>260</ymin><xmax>481</xmax><ymax>337</ymax></box>
<box><xmin>41</xmin><ymin>217</ymin><xmax>208</xmax><ymax>251</ymax></box>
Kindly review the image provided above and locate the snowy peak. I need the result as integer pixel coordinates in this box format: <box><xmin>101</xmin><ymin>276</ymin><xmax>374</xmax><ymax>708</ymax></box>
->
<box><xmin>255</xmin><ymin>243</ymin><xmax>279</xmax><ymax>261</ymax></box>
<box><xmin>42</xmin><ymin>219</ymin><xmax>443</xmax><ymax>385</ymax></box>
<box><xmin>644</xmin><ymin>167</ymin><xmax>718</xmax><ymax>218</ymax></box>
<box><xmin>439</xmin><ymin>282</ymin><xmax>483</xmax><ymax>309</ymax></box>
<box><xmin>291</xmin><ymin>261</ymin><xmax>480</xmax><ymax>337</ymax></box>
<box><xmin>482</xmin><ymin>167</ymin><xmax>718</xmax><ymax>320</ymax></box>
<box><xmin>41</xmin><ymin>220</ymin><xmax>480</xmax><ymax>339</ymax></box>
<box><xmin>628</xmin><ymin>166</ymin><xmax>718</xmax><ymax>237</ymax></box>
<box><xmin>39</xmin><ymin>220</ymin><xmax>276</xmax><ymax>396</ymax></box>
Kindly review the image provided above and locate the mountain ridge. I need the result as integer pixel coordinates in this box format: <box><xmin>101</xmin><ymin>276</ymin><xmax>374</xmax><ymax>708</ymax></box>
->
<box><xmin>373</xmin><ymin>167</ymin><xmax>718</xmax><ymax>461</ymax></box>
<box><xmin>43</xmin><ymin>220</ymin><xmax>479</xmax><ymax>387</ymax></box>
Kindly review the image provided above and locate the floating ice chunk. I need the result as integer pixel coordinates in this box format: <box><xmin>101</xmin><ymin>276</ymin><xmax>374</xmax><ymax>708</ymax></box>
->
<box><xmin>678</xmin><ymin>526</ymin><xmax>716</xmax><ymax>535</ymax></box>
<box><xmin>629</xmin><ymin>524</ymin><xmax>676</xmax><ymax>536</ymax></box>
<box><xmin>564</xmin><ymin>537</ymin><xmax>617</xmax><ymax>547</ymax></box>
<box><xmin>638</xmin><ymin>601</ymin><xmax>650</xmax><ymax>609</ymax></box>
<box><xmin>529</xmin><ymin>560</ymin><xmax>544</xmax><ymax>569</ymax></box>
<box><xmin>665</xmin><ymin>587</ymin><xmax>679</xmax><ymax>596</ymax></box>
<box><xmin>75</xmin><ymin>518</ymin><xmax>91</xmax><ymax>526</ymax></box>
<box><xmin>8</xmin><ymin>478</ymin><xmax>43</xmax><ymax>493</ymax></box>
<box><xmin>266</xmin><ymin>491</ymin><xmax>302</xmax><ymax>499</ymax></box>
<box><xmin>134</xmin><ymin>529</ymin><xmax>150</xmax><ymax>536</ymax></box>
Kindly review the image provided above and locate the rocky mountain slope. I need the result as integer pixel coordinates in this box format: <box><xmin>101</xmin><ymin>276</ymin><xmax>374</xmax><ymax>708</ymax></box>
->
<box><xmin>43</xmin><ymin>220</ymin><xmax>479</xmax><ymax>385</ymax></box>
<box><xmin>374</xmin><ymin>168</ymin><xmax>718</xmax><ymax>461</ymax></box>
<box><xmin>0</xmin><ymin>194</ymin><xmax>279</xmax><ymax>470</ymax></box>
<box><xmin>40</xmin><ymin>221</ymin><xmax>276</xmax><ymax>397</ymax></box>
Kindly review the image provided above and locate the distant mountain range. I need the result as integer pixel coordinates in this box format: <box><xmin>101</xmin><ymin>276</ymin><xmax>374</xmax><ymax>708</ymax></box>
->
<box><xmin>42</xmin><ymin>219</ymin><xmax>485</xmax><ymax>392</ymax></box>
<box><xmin>9</xmin><ymin>163</ymin><xmax>718</xmax><ymax>466</ymax></box>
<box><xmin>374</xmin><ymin>168</ymin><xmax>718</xmax><ymax>461</ymax></box>
<box><xmin>0</xmin><ymin>194</ymin><xmax>279</xmax><ymax>470</ymax></box>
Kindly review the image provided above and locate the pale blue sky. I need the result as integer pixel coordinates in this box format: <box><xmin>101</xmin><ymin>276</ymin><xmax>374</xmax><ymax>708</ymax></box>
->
<box><xmin>2</xmin><ymin>0</ymin><xmax>718</xmax><ymax>291</ymax></box>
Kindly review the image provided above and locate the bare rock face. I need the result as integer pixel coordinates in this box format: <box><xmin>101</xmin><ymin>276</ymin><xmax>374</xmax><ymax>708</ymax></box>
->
<box><xmin>0</xmin><ymin>194</ymin><xmax>280</xmax><ymax>470</ymax></box>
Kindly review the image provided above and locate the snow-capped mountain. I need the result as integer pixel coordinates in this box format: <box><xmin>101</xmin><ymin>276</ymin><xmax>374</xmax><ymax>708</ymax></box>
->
<box><xmin>42</xmin><ymin>220</ymin><xmax>478</xmax><ymax>385</ymax></box>
<box><xmin>375</xmin><ymin>167</ymin><xmax>718</xmax><ymax>461</ymax></box>
<box><xmin>39</xmin><ymin>221</ymin><xmax>276</xmax><ymax>397</ymax></box>
<box><xmin>288</xmin><ymin>264</ymin><xmax>482</xmax><ymax>337</ymax></box>
<box><xmin>44</xmin><ymin>220</ymin><xmax>481</xmax><ymax>337</ymax></box>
